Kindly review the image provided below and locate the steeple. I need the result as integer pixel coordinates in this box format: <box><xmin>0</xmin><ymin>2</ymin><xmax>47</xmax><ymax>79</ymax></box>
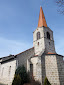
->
<box><xmin>33</xmin><ymin>6</ymin><xmax>55</xmax><ymax>55</ymax></box>
<box><xmin>38</xmin><ymin>6</ymin><xmax>47</xmax><ymax>27</ymax></box>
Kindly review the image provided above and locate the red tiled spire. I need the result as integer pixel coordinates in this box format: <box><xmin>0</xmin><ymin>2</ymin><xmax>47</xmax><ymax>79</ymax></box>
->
<box><xmin>38</xmin><ymin>6</ymin><xmax>47</xmax><ymax>27</ymax></box>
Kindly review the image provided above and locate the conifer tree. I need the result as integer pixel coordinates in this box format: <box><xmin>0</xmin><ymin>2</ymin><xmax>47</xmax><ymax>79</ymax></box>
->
<box><xmin>12</xmin><ymin>65</ymin><xmax>30</xmax><ymax>85</ymax></box>
<box><xmin>44</xmin><ymin>77</ymin><xmax>51</xmax><ymax>85</ymax></box>
<box><xmin>12</xmin><ymin>74</ymin><xmax>21</xmax><ymax>85</ymax></box>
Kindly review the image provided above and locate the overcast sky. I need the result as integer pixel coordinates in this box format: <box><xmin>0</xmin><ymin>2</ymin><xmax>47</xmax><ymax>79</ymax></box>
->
<box><xmin>0</xmin><ymin>0</ymin><xmax>64</xmax><ymax>57</ymax></box>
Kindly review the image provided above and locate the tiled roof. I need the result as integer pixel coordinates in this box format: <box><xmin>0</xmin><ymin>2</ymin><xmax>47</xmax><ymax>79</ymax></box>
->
<box><xmin>15</xmin><ymin>47</ymin><xmax>34</xmax><ymax>56</ymax></box>
<box><xmin>46</xmin><ymin>52</ymin><xmax>64</xmax><ymax>57</ymax></box>
<box><xmin>0</xmin><ymin>55</ymin><xmax>15</xmax><ymax>63</ymax></box>
<box><xmin>47</xmin><ymin>52</ymin><xmax>56</xmax><ymax>54</ymax></box>
<box><xmin>38</xmin><ymin>6</ymin><xmax>47</xmax><ymax>27</ymax></box>
<box><xmin>0</xmin><ymin>47</ymin><xmax>34</xmax><ymax>63</ymax></box>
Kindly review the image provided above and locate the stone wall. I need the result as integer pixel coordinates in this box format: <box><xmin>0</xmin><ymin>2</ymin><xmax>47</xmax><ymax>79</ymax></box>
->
<box><xmin>16</xmin><ymin>47</ymin><xmax>34</xmax><ymax>70</ymax></box>
<box><xmin>33</xmin><ymin>27</ymin><xmax>55</xmax><ymax>55</ymax></box>
<box><xmin>56</xmin><ymin>55</ymin><xmax>64</xmax><ymax>85</ymax></box>
<box><xmin>27</xmin><ymin>53</ymin><xmax>64</xmax><ymax>85</ymax></box>
<box><xmin>41</xmin><ymin>54</ymin><xmax>46</xmax><ymax>84</ymax></box>
<box><xmin>0</xmin><ymin>59</ymin><xmax>16</xmax><ymax>85</ymax></box>
<box><xmin>44</xmin><ymin>27</ymin><xmax>55</xmax><ymax>53</ymax></box>
<box><xmin>44</xmin><ymin>54</ymin><xmax>64</xmax><ymax>85</ymax></box>
<box><xmin>33</xmin><ymin>27</ymin><xmax>45</xmax><ymax>55</ymax></box>
<box><xmin>31</xmin><ymin>56</ymin><xmax>42</xmax><ymax>84</ymax></box>
<box><xmin>0</xmin><ymin>47</ymin><xmax>34</xmax><ymax>85</ymax></box>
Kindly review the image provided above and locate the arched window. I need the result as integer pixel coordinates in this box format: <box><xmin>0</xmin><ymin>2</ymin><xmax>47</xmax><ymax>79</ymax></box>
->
<box><xmin>37</xmin><ymin>32</ymin><xmax>40</xmax><ymax>40</ymax></box>
<box><xmin>30</xmin><ymin>64</ymin><xmax>33</xmax><ymax>76</ymax></box>
<box><xmin>47</xmin><ymin>32</ymin><xmax>50</xmax><ymax>39</ymax></box>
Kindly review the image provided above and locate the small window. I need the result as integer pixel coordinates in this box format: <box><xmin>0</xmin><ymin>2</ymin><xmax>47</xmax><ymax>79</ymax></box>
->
<box><xmin>38</xmin><ymin>42</ymin><xmax>39</xmax><ymax>45</ymax></box>
<box><xmin>47</xmin><ymin>32</ymin><xmax>50</xmax><ymax>39</ymax></box>
<box><xmin>2</xmin><ymin>67</ymin><xmax>4</xmax><ymax>76</ymax></box>
<box><xmin>30</xmin><ymin>64</ymin><xmax>33</xmax><ymax>76</ymax></box>
<box><xmin>37</xmin><ymin>32</ymin><xmax>40</xmax><ymax>40</ymax></box>
<box><xmin>44</xmin><ymin>33</ymin><xmax>45</xmax><ymax>37</ymax></box>
<box><xmin>49</xmin><ymin>42</ymin><xmax>50</xmax><ymax>45</ymax></box>
<box><xmin>9</xmin><ymin>66</ymin><xmax>11</xmax><ymax>75</ymax></box>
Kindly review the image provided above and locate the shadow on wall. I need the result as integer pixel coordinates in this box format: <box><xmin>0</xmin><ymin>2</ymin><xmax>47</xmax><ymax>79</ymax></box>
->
<box><xmin>41</xmin><ymin>53</ymin><xmax>46</xmax><ymax>85</ymax></box>
<box><xmin>56</xmin><ymin>55</ymin><xmax>64</xmax><ymax>85</ymax></box>
<box><xmin>24</xmin><ymin>80</ymin><xmax>41</xmax><ymax>85</ymax></box>
<box><xmin>0</xmin><ymin>83</ymin><xmax>7</xmax><ymax>85</ymax></box>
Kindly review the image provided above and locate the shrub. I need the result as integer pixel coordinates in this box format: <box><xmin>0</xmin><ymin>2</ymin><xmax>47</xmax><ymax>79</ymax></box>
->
<box><xmin>44</xmin><ymin>77</ymin><xmax>51</xmax><ymax>85</ymax></box>
<box><xmin>12</xmin><ymin>74</ymin><xmax>21</xmax><ymax>85</ymax></box>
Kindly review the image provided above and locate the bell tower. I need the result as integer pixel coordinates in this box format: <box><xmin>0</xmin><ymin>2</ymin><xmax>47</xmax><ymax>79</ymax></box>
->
<box><xmin>33</xmin><ymin>7</ymin><xmax>56</xmax><ymax>55</ymax></box>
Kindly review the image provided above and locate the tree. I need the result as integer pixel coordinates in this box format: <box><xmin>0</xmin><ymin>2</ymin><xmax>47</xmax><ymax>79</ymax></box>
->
<box><xmin>15</xmin><ymin>65</ymin><xmax>30</xmax><ymax>85</ymax></box>
<box><xmin>56</xmin><ymin>0</ymin><xmax>64</xmax><ymax>14</ymax></box>
<box><xmin>44</xmin><ymin>77</ymin><xmax>51</xmax><ymax>85</ymax></box>
<box><xmin>12</xmin><ymin>74</ymin><xmax>21</xmax><ymax>85</ymax></box>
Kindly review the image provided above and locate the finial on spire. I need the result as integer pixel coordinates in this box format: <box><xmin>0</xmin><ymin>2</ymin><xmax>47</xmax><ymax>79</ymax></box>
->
<box><xmin>38</xmin><ymin>7</ymin><xmax>47</xmax><ymax>27</ymax></box>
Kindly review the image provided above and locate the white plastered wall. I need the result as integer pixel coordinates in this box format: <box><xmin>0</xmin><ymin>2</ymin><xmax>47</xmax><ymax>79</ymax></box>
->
<box><xmin>0</xmin><ymin>60</ymin><xmax>16</xmax><ymax>85</ymax></box>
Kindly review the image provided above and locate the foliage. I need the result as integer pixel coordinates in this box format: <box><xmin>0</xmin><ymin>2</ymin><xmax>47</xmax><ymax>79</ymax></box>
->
<box><xmin>56</xmin><ymin>0</ymin><xmax>64</xmax><ymax>6</ymax></box>
<box><xmin>12</xmin><ymin>74</ymin><xmax>21</xmax><ymax>85</ymax></box>
<box><xmin>44</xmin><ymin>77</ymin><xmax>51</xmax><ymax>85</ymax></box>
<box><xmin>56</xmin><ymin>0</ymin><xmax>64</xmax><ymax>14</ymax></box>
<box><xmin>12</xmin><ymin>65</ymin><xmax>30</xmax><ymax>85</ymax></box>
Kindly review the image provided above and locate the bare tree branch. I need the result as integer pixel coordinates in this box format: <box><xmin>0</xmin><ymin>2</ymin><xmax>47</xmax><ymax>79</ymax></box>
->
<box><xmin>56</xmin><ymin>0</ymin><xmax>64</xmax><ymax>14</ymax></box>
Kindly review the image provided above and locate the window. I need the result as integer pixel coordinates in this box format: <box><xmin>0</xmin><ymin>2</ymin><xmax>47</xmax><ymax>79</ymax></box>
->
<box><xmin>49</xmin><ymin>42</ymin><xmax>50</xmax><ymax>45</ymax></box>
<box><xmin>38</xmin><ymin>42</ymin><xmax>39</xmax><ymax>45</ymax></box>
<box><xmin>47</xmin><ymin>32</ymin><xmax>50</xmax><ymax>39</ymax></box>
<box><xmin>30</xmin><ymin>64</ymin><xmax>33</xmax><ymax>76</ymax></box>
<box><xmin>37</xmin><ymin>32</ymin><xmax>40</xmax><ymax>40</ymax></box>
<box><xmin>2</xmin><ymin>67</ymin><xmax>4</xmax><ymax>76</ymax></box>
<box><xmin>9</xmin><ymin>66</ymin><xmax>11</xmax><ymax>75</ymax></box>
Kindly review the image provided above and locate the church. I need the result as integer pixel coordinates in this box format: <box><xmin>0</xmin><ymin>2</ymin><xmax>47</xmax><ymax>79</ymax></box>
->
<box><xmin>0</xmin><ymin>7</ymin><xmax>64</xmax><ymax>85</ymax></box>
